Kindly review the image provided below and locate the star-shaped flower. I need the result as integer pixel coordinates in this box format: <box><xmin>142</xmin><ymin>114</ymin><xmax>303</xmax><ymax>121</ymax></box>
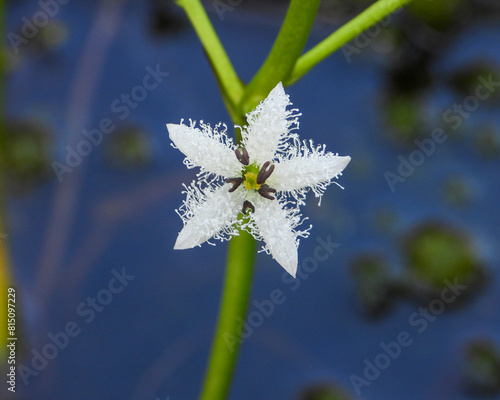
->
<box><xmin>167</xmin><ymin>82</ymin><xmax>350</xmax><ymax>277</ymax></box>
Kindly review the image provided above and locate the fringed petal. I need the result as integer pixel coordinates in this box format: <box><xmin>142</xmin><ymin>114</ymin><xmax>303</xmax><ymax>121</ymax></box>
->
<box><xmin>245</xmin><ymin>197</ymin><xmax>311</xmax><ymax>277</ymax></box>
<box><xmin>270</xmin><ymin>140</ymin><xmax>351</xmax><ymax>204</ymax></box>
<box><xmin>174</xmin><ymin>182</ymin><xmax>245</xmax><ymax>249</ymax></box>
<box><xmin>168</xmin><ymin>120</ymin><xmax>241</xmax><ymax>178</ymax></box>
<box><xmin>241</xmin><ymin>82</ymin><xmax>300</xmax><ymax>166</ymax></box>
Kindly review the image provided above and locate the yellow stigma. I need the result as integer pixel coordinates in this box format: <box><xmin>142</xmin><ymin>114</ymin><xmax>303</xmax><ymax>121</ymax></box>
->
<box><xmin>243</xmin><ymin>172</ymin><xmax>261</xmax><ymax>190</ymax></box>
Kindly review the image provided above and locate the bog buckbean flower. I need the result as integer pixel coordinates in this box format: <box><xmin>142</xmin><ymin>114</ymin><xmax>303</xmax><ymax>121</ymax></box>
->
<box><xmin>167</xmin><ymin>82</ymin><xmax>350</xmax><ymax>277</ymax></box>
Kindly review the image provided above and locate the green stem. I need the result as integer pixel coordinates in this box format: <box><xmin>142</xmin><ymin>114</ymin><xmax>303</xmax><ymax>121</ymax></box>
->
<box><xmin>199</xmin><ymin>230</ymin><xmax>256</xmax><ymax>400</ymax></box>
<box><xmin>287</xmin><ymin>0</ymin><xmax>413</xmax><ymax>85</ymax></box>
<box><xmin>177</xmin><ymin>0</ymin><xmax>244</xmax><ymax>109</ymax></box>
<box><xmin>240</xmin><ymin>0</ymin><xmax>321</xmax><ymax>114</ymax></box>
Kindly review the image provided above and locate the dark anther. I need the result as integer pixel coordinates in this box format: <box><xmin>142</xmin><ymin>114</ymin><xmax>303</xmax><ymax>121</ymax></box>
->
<box><xmin>242</xmin><ymin>200</ymin><xmax>255</xmax><ymax>214</ymax></box>
<box><xmin>258</xmin><ymin>184</ymin><xmax>277</xmax><ymax>200</ymax></box>
<box><xmin>234</xmin><ymin>147</ymin><xmax>250</xmax><ymax>166</ymax></box>
<box><xmin>225</xmin><ymin>177</ymin><xmax>244</xmax><ymax>192</ymax></box>
<box><xmin>256</xmin><ymin>161</ymin><xmax>275</xmax><ymax>184</ymax></box>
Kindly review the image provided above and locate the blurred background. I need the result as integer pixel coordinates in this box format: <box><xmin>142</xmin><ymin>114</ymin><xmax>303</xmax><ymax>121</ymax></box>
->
<box><xmin>2</xmin><ymin>0</ymin><xmax>500</xmax><ymax>399</ymax></box>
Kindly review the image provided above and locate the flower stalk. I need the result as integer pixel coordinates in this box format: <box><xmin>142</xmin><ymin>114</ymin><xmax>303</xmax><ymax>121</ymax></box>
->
<box><xmin>240</xmin><ymin>0</ymin><xmax>321</xmax><ymax>114</ymax></box>
<box><xmin>176</xmin><ymin>0</ymin><xmax>244</xmax><ymax>109</ymax></box>
<box><xmin>288</xmin><ymin>0</ymin><xmax>414</xmax><ymax>84</ymax></box>
<box><xmin>199</xmin><ymin>231</ymin><xmax>255</xmax><ymax>400</ymax></box>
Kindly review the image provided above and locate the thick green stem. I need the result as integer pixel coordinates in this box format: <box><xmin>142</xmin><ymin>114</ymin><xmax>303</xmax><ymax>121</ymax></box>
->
<box><xmin>199</xmin><ymin>231</ymin><xmax>256</xmax><ymax>400</ymax></box>
<box><xmin>177</xmin><ymin>0</ymin><xmax>244</xmax><ymax>110</ymax></box>
<box><xmin>287</xmin><ymin>0</ymin><xmax>413</xmax><ymax>84</ymax></box>
<box><xmin>240</xmin><ymin>0</ymin><xmax>321</xmax><ymax>114</ymax></box>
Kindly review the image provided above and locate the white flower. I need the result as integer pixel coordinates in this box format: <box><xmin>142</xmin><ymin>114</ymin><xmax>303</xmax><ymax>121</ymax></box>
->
<box><xmin>167</xmin><ymin>82</ymin><xmax>350</xmax><ymax>277</ymax></box>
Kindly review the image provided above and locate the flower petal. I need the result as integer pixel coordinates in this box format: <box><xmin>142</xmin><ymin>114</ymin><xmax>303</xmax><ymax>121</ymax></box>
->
<box><xmin>251</xmin><ymin>198</ymin><xmax>300</xmax><ymax>277</ymax></box>
<box><xmin>174</xmin><ymin>183</ymin><xmax>245</xmax><ymax>249</ymax></box>
<box><xmin>168</xmin><ymin>121</ymin><xmax>241</xmax><ymax>178</ymax></box>
<box><xmin>242</xmin><ymin>82</ymin><xmax>299</xmax><ymax>165</ymax></box>
<box><xmin>270</xmin><ymin>143</ymin><xmax>351</xmax><ymax>198</ymax></box>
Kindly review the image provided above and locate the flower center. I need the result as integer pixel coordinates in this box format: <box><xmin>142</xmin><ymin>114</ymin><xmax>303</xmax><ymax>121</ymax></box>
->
<box><xmin>243</xmin><ymin>172</ymin><xmax>261</xmax><ymax>190</ymax></box>
<box><xmin>225</xmin><ymin>147</ymin><xmax>278</xmax><ymax>214</ymax></box>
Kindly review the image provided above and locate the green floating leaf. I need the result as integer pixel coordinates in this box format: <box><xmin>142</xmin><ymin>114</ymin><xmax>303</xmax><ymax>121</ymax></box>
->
<box><xmin>403</xmin><ymin>222</ymin><xmax>483</xmax><ymax>290</ymax></box>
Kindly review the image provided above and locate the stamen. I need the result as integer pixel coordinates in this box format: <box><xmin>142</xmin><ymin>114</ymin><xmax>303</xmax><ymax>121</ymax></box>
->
<box><xmin>225</xmin><ymin>177</ymin><xmax>244</xmax><ymax>192</ymax></box>
<box><xmin>258</xmin><ymin>184</ymin><xmax>277</xmax><ymax>200</ymax></box>
<box><xmin>234</xmin><ymin>147</ymin><xmax>250</xmax><ymax>166</ymax></box>
<box><xmin>242</xmin><ymin>200</ymin><xmax>255</xmax><ymax>214</ymax></box>
<box><xmin>256</xmin><ymin>161</ymin><xmax>275</xmax><ymax>184</ymax></box>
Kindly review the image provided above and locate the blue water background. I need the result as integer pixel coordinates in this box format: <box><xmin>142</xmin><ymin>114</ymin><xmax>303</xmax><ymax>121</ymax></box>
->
<box><xmin>5</xmin><ymin>1</ymin><xmax>500</xmax><ymax>399</ymax></box>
